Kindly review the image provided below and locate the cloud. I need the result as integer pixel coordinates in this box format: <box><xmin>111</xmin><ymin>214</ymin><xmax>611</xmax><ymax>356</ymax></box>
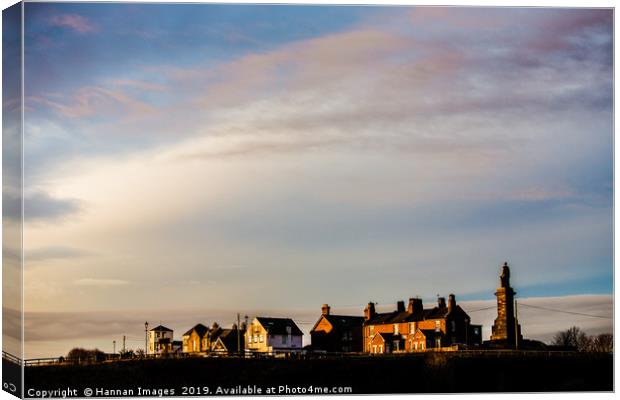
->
<box><xmin>3</xmin><ymin>190</ymin><xmax>82</xmax><ymax>223</ymax></box>
<box><xmin>21</xmin><ymin>8</ymin><xmax>612</xmax><ymax>334</ymax></box>
<box><xmin>26</xmin><ymin>246</ymin><xmax>92</xmax><ymax>262</ymax></box>
<box><xmin>109</xmin><ymin>79</ymin><xmax>165</xmax><ymax>91</ymax></box>
<box><xmin>3</xmin><ymin>307</ymin><xmax>22</xmax><ymax>357</ymax></box>
<box><xmin>30</xmin><ymin>86</ymin><xmax>154</xmax><ymax>119</ymax></box>
<box><xmin>25</xmin><ymin>191</ymin><xmax>82</xmax><ymax>222</ymax></box>
<box><xmin>49</xmin><ymin>14</ymin><xmax>97</xmax><ymax>34</ymax></box>
<box><xmin>73</xmin><ymin>279</ymin><xmax>129</xmax><ymax>287</ymax></box>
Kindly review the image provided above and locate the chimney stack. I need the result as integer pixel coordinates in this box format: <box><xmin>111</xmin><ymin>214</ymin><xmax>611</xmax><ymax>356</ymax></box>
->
<box><xmin>397</xmin><ymin>300</ymin><xmax>405</xmax><ymax>312</ymax></box>
<box><xmin>448</xmin><ymin>294</ymin><xmax>456</xmax><ymax>312</ymax></box>
<box><xmin>321</xmin><ymin>304</ymin><xmax>331</xmax><ymax>316</ymax></box>
<box><xmin>364</xmin><ymin>302</ymin><xmax>376</xmax><ymax>320</ymax></box>
<box><xmin>438</xmin><ymin>297</ymin><xmax>446</xmax><ymax>308</ymax></box>
<box><xmin>408</xmin><ymin>298</ymin><xmax>423</xmax><ymax>314</ymax></box>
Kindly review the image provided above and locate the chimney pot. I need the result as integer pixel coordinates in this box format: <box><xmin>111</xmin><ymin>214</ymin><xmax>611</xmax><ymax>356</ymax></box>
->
<box><xmin>397</xmin><ymin>300</ymin><xmax>405</xmax><ymax>312</ymax></box>
<box><xmin>448</xmin><ymin>294</ymin><xmax>456</xmax><ymax>312</ymax></box>
<box><xmin>321</xmin><ymin>304</ymin><xmax>331</xmax><ymax>316</ymax></box>
<box><xmin>438</xmin><ymin>297</ymin><xmax>446</xmax><ymax>308</ymax></box>
<box><xmin>408</xmin><ymin>298</ymin><xmax>423</xmax><ymax>314</ymax></box>
<box><xmin>364</xmin><ymin>302</ymin><xmax>376</xmax><ymax>320</ymax></box>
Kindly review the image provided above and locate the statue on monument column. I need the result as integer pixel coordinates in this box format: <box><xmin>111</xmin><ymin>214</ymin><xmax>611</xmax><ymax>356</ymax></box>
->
<box><xmin>500</xmin><ymin>262</ymin><xmax>510</xmax><ymax>288</ymax></box>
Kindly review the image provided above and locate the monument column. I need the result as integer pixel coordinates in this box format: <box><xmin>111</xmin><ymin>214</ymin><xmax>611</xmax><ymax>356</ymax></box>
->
<box><xmin>490</xmin><ymin>262</ymin><xmax>522</xmax><ymax>346</ymax></box>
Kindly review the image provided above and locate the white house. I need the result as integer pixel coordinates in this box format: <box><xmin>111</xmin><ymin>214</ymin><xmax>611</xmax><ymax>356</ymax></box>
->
<box><xmin>148</xmin><ymin>325</ymin><xmax>174</xmax><ymax>354</ymax></box>
<box><xmin>246</xmin><ymin>317</ymin><xmax>303</xmax><ymax>355</ymax></box>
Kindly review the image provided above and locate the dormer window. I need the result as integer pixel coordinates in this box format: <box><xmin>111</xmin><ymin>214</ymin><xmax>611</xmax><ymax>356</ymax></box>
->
<box><xmin>394</xmin><ymin>324</ymin><xmax>399</xmax><ymax>334</ymax></box>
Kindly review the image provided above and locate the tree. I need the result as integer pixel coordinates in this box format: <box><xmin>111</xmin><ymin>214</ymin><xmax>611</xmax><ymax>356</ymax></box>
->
<box><xmin>552</xmin><ymin>326</ymin><xmax>590</xmax><ymax>351</ymax></box>
<box><xmin>66</xmin><ymin>347</ymin><xmax>106</xmax><ymax>364</ymax></box>
<box><xmin>119</xmin><ymin>349</ymin><xmax>134</xmax><ymax>359</ymax></box>
<box><xmin>589</xmin><ymin>333</ymin><xmax>613</xmax><ymax>353</ymax></box>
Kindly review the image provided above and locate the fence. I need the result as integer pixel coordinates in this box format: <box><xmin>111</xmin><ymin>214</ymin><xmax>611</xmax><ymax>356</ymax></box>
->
<box><xmin>14</xmin><ymin>348</ymin><xmax>601</xmax><ymax>368</ymax></box>
<box><xmin>2</xmin><ymin>351</ymin><xmax>23</xmax><ymax>366</ymax></box>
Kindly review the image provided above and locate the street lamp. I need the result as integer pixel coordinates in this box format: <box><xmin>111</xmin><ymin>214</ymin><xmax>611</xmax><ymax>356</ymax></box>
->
<box><xmin>145</xmin><ymin>322</ymin><xmax>149</xmax><ymax>355</ymax></box>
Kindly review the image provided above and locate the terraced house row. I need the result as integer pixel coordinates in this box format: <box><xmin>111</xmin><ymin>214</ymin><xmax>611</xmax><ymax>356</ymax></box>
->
<box><xmin>310</xmin><ymin>295</ymin><xmax>482</xmax><ymax>354</ymax></box>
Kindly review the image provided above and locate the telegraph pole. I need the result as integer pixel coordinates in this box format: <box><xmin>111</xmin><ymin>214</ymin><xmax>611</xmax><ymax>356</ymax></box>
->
<box><xmin>514</xmin><ymin>299</ymin><xmax>519</xmax><ymax>350</ymax></box>
<box><xmin>113</xmin><ymin>340</ymin><xmax>116</xmax><ymax>354</ymax></box>
<box><xmin>237</xmin><ymin>313</ymin><xmax>241</xmax><ymax>356</ymax></box>
<box><xmin>145</xmin><ymin>322</ymin><xmax>149</xmax><ymax>355</ymax></box>
<box><xmin>122</xmin><ymin>335</ymin><xmax>126</xmax><ymax>353</ymax></box>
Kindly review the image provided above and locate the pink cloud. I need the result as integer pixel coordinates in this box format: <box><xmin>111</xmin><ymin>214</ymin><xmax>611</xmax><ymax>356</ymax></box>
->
<box><xmin>29</xmin><ymin>86</ymin><xmax>154</xmax><ymax>119</ymax></box>
<box><xmin>49</xmin><ymin>14</ymin><xmax>97</xmax><ymax>34</ymax></box>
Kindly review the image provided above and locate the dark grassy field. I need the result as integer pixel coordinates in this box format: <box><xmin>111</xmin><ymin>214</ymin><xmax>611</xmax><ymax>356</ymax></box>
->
<box><xmin>23</xmin><ymin>352</ymin><xmax>613</xmax><ymax>397</ymax></box>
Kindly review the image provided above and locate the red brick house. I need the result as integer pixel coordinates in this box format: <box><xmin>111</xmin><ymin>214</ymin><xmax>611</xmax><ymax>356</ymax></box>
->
<box><xmin>310</xmin><ymin>304</ymin><xmax>364</xmax><ymax>353</ymax></box>
<box><xmin>363</xmin><ymin>295</ymin><xmax>481</xmax><ymax>354</ymax></box>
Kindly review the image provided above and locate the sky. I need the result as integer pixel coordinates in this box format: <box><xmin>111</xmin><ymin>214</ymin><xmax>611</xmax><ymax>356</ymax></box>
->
<box><xmin>1</xmin><ymin>3</ymin><xmax>613</xmax><ymax>357</ymax></box>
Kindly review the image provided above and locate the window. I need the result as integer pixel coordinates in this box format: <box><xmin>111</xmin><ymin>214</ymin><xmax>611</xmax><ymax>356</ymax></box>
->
<box><xmin>474</xmin><ymin>328</ymin><xmax>480</xmax><ymax>335</ymax></box>
<box><xmin>282</xmin><ymin>335</ymin><xmax>288</xmax><ymax>345</ymax></box>
<box><xmin>435</xmin><ymin>320</ymin><xmax>441</xmax><ymax>332</ymax></box>
<box><xmin>394</xmin><ymin>324</ymin><xmax>399</xmax><ymax>334</ymax></box>
<box><xmin>259</xmin><ymin>335</ymin><xmax>264</xmax><ymax>343</ymax></box>
<box><xmin>369</xmin><ymin>326</ymin><xmax>375</xmax><ymax>335</ymax></box>
<box><xmin>192</xmin><ymin>340</ymin><xmax>196</xmax><ymax>351</ymax></box>
<box><xmin>254</xmin><ymin>335</ymin><xmax>258</xmax><ymax>343</ymax></box>
<box><xmin>451</xmin><ymin>321</ymin><xmax>456</xmax><ymax>332</ymax></box>
<box><xmin>248</xmin><ymin>336</ymin><xmax>252</xmax><ymax>344</ymax></box>
<box><xmin>436</xmin><ymin>338</ymin><xmax>441</xmax><ymax>348</ymax></box>
<box><xmin>409</xmin><ymin>322</ymin><xmax>416</xmax><ymax>333</ymax></box>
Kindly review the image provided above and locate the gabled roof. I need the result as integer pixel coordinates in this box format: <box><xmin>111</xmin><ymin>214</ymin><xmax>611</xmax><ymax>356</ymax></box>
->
<box><xmin>183</xmin><ymin>323</ymin><xmax>209</xmax><ymax>337</ymax></box>
<box><xmin>325</xmin><ymin>314</ymin><xmax>365</xmax><ymax>328</ymax></box>
<box><xmin>256</xmin><ymin>317</ymin><xmax>303</xmax><ymax>336</ymax></box>
<box><xmin>214</xmin><ymin>328</ymin><xmax>245</xmax><ymax>351</ymax></box>
<box><xmin>423</xmin><ymin>306</ymin><xmax>449</xmax><ymax>319</ymax></box>
<box><xmin>210</xmin><ymin>326</ymin><xmax>223</xmax><ymax>341</ymax></box>
<box><xmin>150</xmin><ymin>325</ymin><xmax>173</xmax><ymax>332</ymax></box>
<box><xmin>374</xmin><ymin>332</ymin><xmax>397</xmax><ymax>342</ymax></box>
<box><xmin>310</xmin><ymin>314</ymin><xmax>364</xmax><ymax>333</ymax></box>
<box><xmin>364</xmin><ymin>310</ymin><xmax>420</xmax><ymax>325</ymax></box>
<box><xmin>364</xmin><ymin>304</ymin><xmax>470</xmax><ymax>326</ymax></box>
